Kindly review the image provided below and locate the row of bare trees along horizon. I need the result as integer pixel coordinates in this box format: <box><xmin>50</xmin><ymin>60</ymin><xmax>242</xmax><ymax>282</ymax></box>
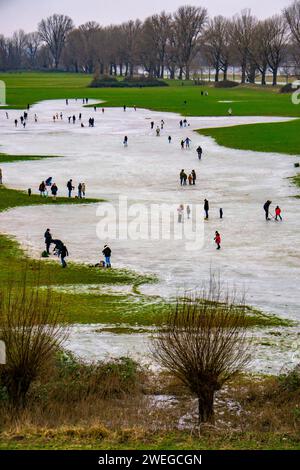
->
<box><xmin>1</xmin><ymin>2</ymin><xmax>300</xmax><ymax>85</ymax></box>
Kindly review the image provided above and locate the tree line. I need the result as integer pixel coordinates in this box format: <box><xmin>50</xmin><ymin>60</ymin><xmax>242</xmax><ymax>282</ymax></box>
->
<box><xmin>1</xmin><ymin>2</ymin><xmax>300</xmax><ymax>85</ymax></box>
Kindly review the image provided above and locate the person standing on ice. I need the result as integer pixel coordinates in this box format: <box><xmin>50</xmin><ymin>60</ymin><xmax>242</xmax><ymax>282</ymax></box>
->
<box><xmin>151</xmin><ymin>121</ymin><xmax>154</xmax><ymax>129</ymax></box>
<box><xmin>185</xmin><ymin>137</ymin><xmax>191</xmax><ymax>148</ymax></box>
<box><xmin>263</xmin><ymin>200</ymin><xmax>272</xmax><ymax>220</ymax></box>
<box><xmin>102</xmin><ymin>245</ymin><xmax>112</xmax><ymax>268</ymax></box>
<box><xmin>156</xmin><ymin>127</ymin><xmax>160</xmax><ymax>136</ymax></box>
<box><xmin>191</xmin><ymin>170</ymin><xmax>196</xmax><ymax>185</ymax></box>
<box><xmin>44</xmin><ymin>228</ymin><xmax>52</xmax><ymax>255</ymax></box>
<box><xmin>186</xmin><ymin>205</ymin><xmax>191</xmax><ymax>219</ymax></box>
<box><xmin>180</xmin><ymin>169</ymin><xmax>185</xmax><ymax>186</ymax></box>
<box><xmin>82</xmin><ymin>182</ymin><xmax>86</xmax><ymax>198</ymax></box>
<box><xmin>123</xmin><ymin>136</ymin><xmax>128</xmax><ymax>147</ymax></box>
<box><xmin>204</xmin><ymin>199</ymin><xmax>209</xmax><ymax>219</ymax></box>
<box><xmin>177</xmin><ymin>204</ymin><xmax>184</xmax><ymax>223</ymax></box>
<box><xmin>214</xmin><ymin>231</ymin><xmax>221</xmax><ymax>250</ymax></box>
<box><xmin>168</xmin><ymin>136</ymin><xmax>172</xmax><ymax>143</ymax></box>
<box><xmin>275</xmin><ymin>205</ymin><xmax>282</xmax><ymax>221</ymax></box>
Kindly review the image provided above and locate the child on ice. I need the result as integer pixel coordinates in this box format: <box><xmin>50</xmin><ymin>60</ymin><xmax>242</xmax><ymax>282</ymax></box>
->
<box><xmin>214</xmin><ymin>231</ymin><xmax>221</xmax><ymax>250</ymax></box>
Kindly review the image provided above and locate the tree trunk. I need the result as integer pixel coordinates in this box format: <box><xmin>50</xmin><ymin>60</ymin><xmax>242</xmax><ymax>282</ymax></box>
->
<box><xmin>185</xmin><ymin>64</ymin><xmax>190</xmax><ymax>80</ymax></box>
<box><xmin>198</xmin><ymin>389</ymin><xmax>215</xmax><ymax>424</ymax></box>
<box><xmin>223</xmin><ymin>66</ymin><xmax>228</xmax><ymax>81</ymax></box>
<box><xmin>215</xmin><ymin>68</ymin><xmax>219</xmax><ymax>82</ymax></box>
<box><xmin>178</xmin><ymin>67</ymin><xmax>183</xmax><ymax>80</ymax></box>
<box><xmin>272</xmin><ymin>68</ymin><xmax>278</xmax><ymax>86</ymax></box>
<box><xmin>241</xmin><ymin>61</ymin><xmax>246</xmax><ymax>84</ymax></box>
<box><xmin>119</xmin><ymin>63</ymin><xmax>123</xmax><ymax>77</ymax></box>
<box><xmin>169</xmin><ymin>67</ymin><xmax>175</xmax><ymax>79</ymax></box>
<box><xmin>261</xmin><ymin>69</ymin><xmax>266</xmax><ymax>85</ymax></box>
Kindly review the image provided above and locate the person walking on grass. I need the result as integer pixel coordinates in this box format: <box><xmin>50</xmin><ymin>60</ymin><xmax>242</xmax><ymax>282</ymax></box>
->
<box><xmin>44</xmin><ymin>228</ymin><xmax>52</xmax><ymax>255</ymax></box>
<box><xmin>67</xmin><ymin>179</ymin><xmax>74</xmax><ymax>198</ymax></box>
<box><xmin>263</xmin><ymin>200</ymin><xmax>272</xmax><ymax>220</ymax></box>
<box><xmin>102</xmin><ymin>244</ymin><xmax>112</xmax><ymax>268</ymax></box>
<box><xmin>51</xmin><ymin>183</ymin><xmax>58</xmax><ymax>200</ymax></box>
<box><xmin>204</xmin><ymin>199</ymin><xmax>209</xmax><ymax>219</ymax></box>
<box><xmin>78</xmin><ymin>183</ymin><xmax>83</xmax><ymax>199</ymax></box>
<box><xmin>39</xmin><ymin>181</ymin><xmax>46</xmax><ymax>197</ymax></box>
<box><xmin>275</xmin><ymin>205</ymin><xmax>282</xmax><ymax>221</ymax></box>
<box><xmin>60</xmin><ymin>243</ymin><xmax>69</xmax><ymax>268</ymax></box>
<box><xmin>214</xmin><ymin>231</ymin><xmax>221</xmax><ymax>250</ymax></box>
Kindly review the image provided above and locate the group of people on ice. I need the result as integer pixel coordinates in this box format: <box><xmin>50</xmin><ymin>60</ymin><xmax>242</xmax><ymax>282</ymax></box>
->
<box><xmin>180</xmin><ymin>169</ymin><xmax>197</xmax><ymax>186</ymax></box>
<box><xmin>44</xmin><ymin>228</ymin><xmax>112</xmax><ymax>269</ymax></box>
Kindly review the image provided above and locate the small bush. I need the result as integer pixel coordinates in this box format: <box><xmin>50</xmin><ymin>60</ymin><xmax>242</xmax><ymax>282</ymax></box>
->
<box><xmin>89</xmin><ymin>76</ymin><xmax>168</xmax><ymax>88</ymax></box>
<box><xmin>214</xmin><ymin>80</ymin><xmax>239</xmax><ymax>88</ymax></box>
<box><xmin>279</xmin><ymin>82</ymin><xmax>300</xmax><ymax>93</ymax></box>
<box><xmin>278</xmin><ymin>365</ymin><xmax>300</xmax><ymax>392</ymax></box>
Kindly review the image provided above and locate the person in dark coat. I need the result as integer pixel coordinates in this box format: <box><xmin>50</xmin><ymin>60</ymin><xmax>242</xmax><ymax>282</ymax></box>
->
<box><xmin>67</xmin><ymin>179</ymin><xmax>74</xmax><ymax>198</ymax></box>
<box><xmin>180</xmin><ymin>169</ymin><xmax>185</xmax><ymax>186</ymax></box>
<box><xmin>60</xmin><ymin>244</ymin><xmax>69</xmax><ymax>268</ymax></box>
<box><xmin>44</xmin><ymin>228</ymin><xmax>52</xmax><ymax>255</ymax></box>
<box><xmin>102</xmin><ymin>245</ymin><xmax>112</xmax><ymax>268</ymax></box>
<box><xmin>263</xmin><ymin>200</ymin><xmax>272</xmax><ymax>220</ymax></box>
<box><xmin>191</xmin><ymin>169</ymin><xmax>196</xmax><ymax>185</ymax></box>
<box><xmin>204</xmin><ymin>199</ymin><xmax>209</xmax><ymax>219</ymax></box>
<box><xmin>196</xmin><ymin>146</ymin><xmax>203</xmax><ymax>160</ymax></box>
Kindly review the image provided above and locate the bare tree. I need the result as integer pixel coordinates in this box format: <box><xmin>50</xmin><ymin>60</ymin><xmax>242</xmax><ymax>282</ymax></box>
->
<box><xmin>25</xmin><ymin>32</ymin><xmax>41</xmax><ymax>68</ymax></box>
<box><xmin>173</xmin><ymin>5</ymin><xmax>207</xmax><ymax>79</ymax></box>
<box><xmin>204</xmin><ymin>16</ymin><xmax>232</xmax><ymax>82</ymax></box>
<box><xmin>232</xmin><ymin>9</ymin><xmax>257</xmax><ymax>83</ymax></box>
<box><xmin>152</xmin><ymin>287</ymin><xmax>251</xmax><ymax>424</ymax></box>
<box><xmin>38</xmin><ymin>14</ymin><xmax>74</xmax><ymax>68</ymax></box>
<box><xmin>284</xmin><ymin>0</ymin><xmax>300</xmax><ymax>46</ymax></box>
<box><xmin>264</xmin><ymin>15</ymin><xmax>288</xmax><ymax>86</ymax></box>
<box><xmin>0</xmin><ymin>277</ymin><xmax>67</xmax><ymax>409</ymax></box>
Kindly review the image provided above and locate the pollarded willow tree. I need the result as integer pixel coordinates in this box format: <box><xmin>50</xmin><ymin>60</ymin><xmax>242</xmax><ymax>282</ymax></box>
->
<box><xmin>38</xmin><ymin>14</ymin><xmax>74</xmax><ymax>68</ymax></box>
<box><xmin>152</xmin><ymin>287</ymin><xmax>251</xmax><ymax>424</ymax></box>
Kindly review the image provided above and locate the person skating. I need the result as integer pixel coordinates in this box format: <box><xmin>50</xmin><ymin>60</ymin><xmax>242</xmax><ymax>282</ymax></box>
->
<box><xmin>219</xmin><ymin>208</ymin><xmax>223</xmax><ymax>219</ymax></box>
<box><xmin>196</xmin><ymin>146</ymin><xmax>202</xmax><ymax>160</ymax></box>
<box><xmin>204</xmin><ymin>199</ymin><xmax>209</xmax><ymax>219</ymax></box>
<box><xmin>214</xmin><ymin>231</ymin><xmax>221</xmax><ymax>250</ymax></box>
<box><xmin>60</xmin><ymin>243</ymin><xmax>69</xmax><ymax>268</ymax></box>
<box><xmin>67</xmin><ymin>179</ymin><xmax>74</xmax><ymax>198</ymax></box>
<box><xmin>44</xmin><ymin>228</ymin><xmax>52</xmax><ymax>255</ymax></box>
<box><xmin>179</xmin><ymin>120</ymin><xmax>183</xmax><ymax>128</ymax></box>
<box><xmin>168</xmin><ymin>136</ymin><xmax>172</xmax><ymax>143</ymax></box>
<box><xmin>102</xmin><ymin>244</ymin><xmax>112</xmax><ymax>268</ymax></box>
<box><xmin>275</xmin><ymin>205</ymin><xmax>282</xmax><ymax>221</ymax></box>
<box><xmin>191</xmin><ymin>169</ymin><xmax>196</xmax><ymax>185</ymax></box>
<box><xmin>180</xmin><ymin>169</ymin><xmax>185</xmax><ymax>186</ymax></box>
<box><xmin>123</xmin><ymin>135</ymin><xmax>128</xmax><ymax>147</ymax></box>
<box><xmin>263</xmin><ymin>200</ymin><xmax>272</xmax><ymax>220</ymax></box>
<box><xmin>151</xmin><ymin>121</ymin><xmax>154</xmax><ymax>129</ymax></box>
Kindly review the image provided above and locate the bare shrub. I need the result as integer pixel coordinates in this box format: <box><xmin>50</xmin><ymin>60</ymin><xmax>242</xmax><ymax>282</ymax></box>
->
<box><xmin>152</xmin><ymin>283</ymin><xmax>251</xmax><ymax>424</ymax></box>
<box><xmin>0</xmin><ymin>277</ymin><xmax>67</xmax><ymax>409</ymax></box>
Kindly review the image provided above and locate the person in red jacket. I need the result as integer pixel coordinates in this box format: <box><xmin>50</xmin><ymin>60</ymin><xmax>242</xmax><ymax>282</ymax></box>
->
<box><xmin>214</xmin><ymin>231</ymin><xmax>221</xmax><ymax>250</ymax></box>
<box><xmin>275</xmin><ymin>206</ymin><xmax>282</xmax><ymax>221</ymax></box>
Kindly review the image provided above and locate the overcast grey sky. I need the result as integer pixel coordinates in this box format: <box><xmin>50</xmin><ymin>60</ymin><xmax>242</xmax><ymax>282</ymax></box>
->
<box><xmin>0</xmin><ymin>0</ymin><xmax>292</xmax><ymax>36</ymax></box>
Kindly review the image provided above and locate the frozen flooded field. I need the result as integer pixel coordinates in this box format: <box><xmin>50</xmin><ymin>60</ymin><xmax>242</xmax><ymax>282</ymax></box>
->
<box><xmin>0</xmin><ymin>100</ymin><xmax>299</xmax><ymax>320</ymax></box>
